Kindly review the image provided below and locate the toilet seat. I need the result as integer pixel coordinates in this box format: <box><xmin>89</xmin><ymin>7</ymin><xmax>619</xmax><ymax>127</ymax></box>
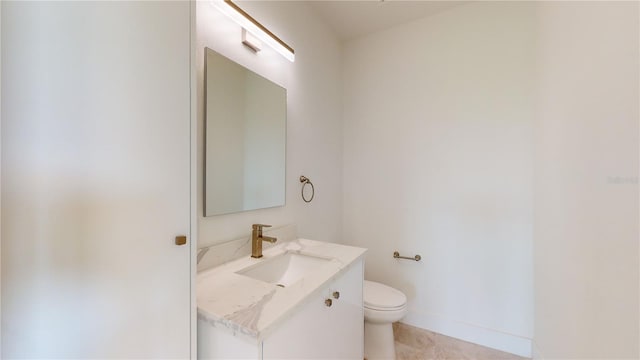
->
<box><xmin>364</xmin><ymin>280</ymin><xmax>407</xmax><ymax>311</ymax></box>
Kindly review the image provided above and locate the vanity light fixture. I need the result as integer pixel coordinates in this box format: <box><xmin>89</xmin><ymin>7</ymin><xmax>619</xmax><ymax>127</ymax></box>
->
<box><xmin>242</xmin><ymin>29</ymin><xmax>262</xmax><ymax>53</ymax></box>
<box><xmin>211</xmin><ymin>0</ymin><xmax>295</xmax><ymax>62</ymax></box>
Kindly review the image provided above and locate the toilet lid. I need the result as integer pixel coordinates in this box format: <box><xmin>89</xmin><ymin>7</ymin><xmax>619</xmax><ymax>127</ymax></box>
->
<box><xmin>364</xmin><ymin>280</ymin><xmax>407</xmax><ymax>310</ymax></box>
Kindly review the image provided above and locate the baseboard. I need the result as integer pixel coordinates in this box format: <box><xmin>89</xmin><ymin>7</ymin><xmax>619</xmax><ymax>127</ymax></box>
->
<box><xmin>531</xmin><ymin>340</ymin><xmax>544</xmax><ymax>359</ymax></box>
<box><xmin>402</xmin><ymin>311</ymin><xmax>532</xmax><ymax>358</ymax></box>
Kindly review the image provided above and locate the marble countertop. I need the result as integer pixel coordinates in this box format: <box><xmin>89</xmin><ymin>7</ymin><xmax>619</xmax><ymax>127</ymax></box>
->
<box><xmin>197</xmin><ymin>238</ymin><xmax>367</xmax><ymax>343</ymax></box>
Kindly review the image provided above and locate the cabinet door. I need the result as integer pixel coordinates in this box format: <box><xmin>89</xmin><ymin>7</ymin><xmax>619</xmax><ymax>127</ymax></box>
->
<box><xmin>1</xmin><ymin>2</ymin><xmax>191</xmax><ymax>358</ymax></box>
<box><xmin>198</xmin><ymin>317</ymin><xmax>260</xmax><ymax>360</ymax></box>
<box><xmin>263</xmin><ymin>260</ymin><xmax>363</xmax><ymax>359</ymax></box>
<box><xmin>327</xmin><ymin>260</ymin><xmax>364</xmax><ymax>359</ymax></box>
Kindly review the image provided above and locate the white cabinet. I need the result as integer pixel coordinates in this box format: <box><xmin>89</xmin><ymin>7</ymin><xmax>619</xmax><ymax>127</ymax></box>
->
<box><xmin>263</xmin><ymin>259</ymin><xmax>363</xmax><ymax>360</ymax></box>
<box><xmin>198</xmin><ymin>259</ymin><xmax>363</xmax><ymax>359</ymax></box>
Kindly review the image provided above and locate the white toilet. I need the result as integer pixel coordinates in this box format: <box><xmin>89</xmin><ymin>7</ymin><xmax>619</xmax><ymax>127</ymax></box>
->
<box><xmin>363</xmin><ymin>280</ymin><xmax>408</xmax><ymax>360</ymax></box>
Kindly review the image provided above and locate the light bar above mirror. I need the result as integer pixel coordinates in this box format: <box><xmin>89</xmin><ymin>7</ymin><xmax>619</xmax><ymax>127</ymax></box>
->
<box><xmin>211</xmin><ymin>0</ymin><xmax>295</xmax><ymax>62</ymax></box>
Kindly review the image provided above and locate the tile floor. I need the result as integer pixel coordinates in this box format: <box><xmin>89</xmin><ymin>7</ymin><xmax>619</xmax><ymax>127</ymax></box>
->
<box><xmin>393</xmin><ymin>322</ymin><xmax>529</xmax><ymax>360</ymax></box>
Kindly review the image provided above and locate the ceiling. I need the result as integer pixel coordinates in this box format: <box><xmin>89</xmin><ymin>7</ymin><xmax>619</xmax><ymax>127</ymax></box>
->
<box><xmin>307</xmin><ymin>0</ymin><xmax>466</xmax><ymax>41</ymax></box>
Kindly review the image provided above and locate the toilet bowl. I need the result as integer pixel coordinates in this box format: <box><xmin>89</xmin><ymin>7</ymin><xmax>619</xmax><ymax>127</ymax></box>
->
<box><xmin>363</xmin><ymin>280</ymin><xmax>408</xmax><ymax>360</ymax></box>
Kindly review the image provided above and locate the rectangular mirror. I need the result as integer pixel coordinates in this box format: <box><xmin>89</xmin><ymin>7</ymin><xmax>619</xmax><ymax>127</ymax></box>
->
<box><xmin>204</xmin><ymin>48</ymin><xmax>286</xmax><ymax>216</ymax></box>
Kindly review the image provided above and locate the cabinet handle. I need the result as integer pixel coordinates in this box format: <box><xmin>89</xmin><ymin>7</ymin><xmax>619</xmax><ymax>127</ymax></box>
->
<box><xmin>325</xmin><ymin>298</ymin><xmax>332</xmax><ymax>307</ymax></box>
<box><xmin>175</xmin><ymin>235</ymin><xmax>187</xmax><ymax>246</ymax></box>
<box><xmin>332</xmin><ymin>291</ymin><xmax>340</xmax><ymax>299</ymax></box>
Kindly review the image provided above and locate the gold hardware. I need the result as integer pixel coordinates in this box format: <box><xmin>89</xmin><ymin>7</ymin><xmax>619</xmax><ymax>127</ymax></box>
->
<box><xmin>175</xmin><ymin>236</ymin><xmax>187</xmax><ymax>246</ymax></box>
<box><xmin>300</xmin><ymin>175</ymin><xmax>314</xmax><ymax>203</ymax></box>
<box><xmin>333</xmin><ymin>291</ymin><xmax>340</xmax><ymax>299</ymax></box>
<box><xmin>325</xmin><ymin>298</ymin><xmax>332</xmax><ymax>307</ymax></box>
<box><xmin>251</xmin><ymin>224</ymin><xmax>277</xmax><ymax>258</ymax></box>
<box><xmin>252</xmin><ymin>224</ymin><xmax>272</xmax><ymax>230</ymax></box>
<box><xmin>393</xmin><ymin>251</ymin><xmax>421</xmax><ymax>262</ymax></box>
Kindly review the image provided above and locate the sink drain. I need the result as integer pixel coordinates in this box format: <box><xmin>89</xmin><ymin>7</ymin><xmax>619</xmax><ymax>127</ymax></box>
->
<box><xmin>276</xmin><ymin>284</ymin><xmax>285</xmax><ymax>288</ymax></box>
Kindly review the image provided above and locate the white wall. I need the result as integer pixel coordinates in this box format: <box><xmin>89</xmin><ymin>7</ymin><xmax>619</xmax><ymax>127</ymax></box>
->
<box><xmin>197</xmin><ymin>1</ymin><xmax>343</xmax><ymax>248</ymax></box>
<box><xmin>533</xmin><ymin>2</ymin><xmax>639</xmax><ymax>358</ymax></box>
<box><xmin>0</xmin><ymin>3</ymin><xmax>3</xmax><ymax>355</ymax></box>
<box><xmin>342</xmin><ymin>2</ymin><xmax>535</xmax><ymax>357</ymax></box>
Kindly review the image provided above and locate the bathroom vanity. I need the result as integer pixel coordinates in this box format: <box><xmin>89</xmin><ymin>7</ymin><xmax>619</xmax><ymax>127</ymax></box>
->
<box><xmin>197</xmin><ymin>239</ymin><xmax>366</xmax><ymax>359</ymax></box>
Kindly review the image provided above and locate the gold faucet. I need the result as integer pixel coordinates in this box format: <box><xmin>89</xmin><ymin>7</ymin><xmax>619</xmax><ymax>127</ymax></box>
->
<box><xmin>251</xmin><ymin>224</ymin><xmax>277</xmax><ymax>258</ymax></box>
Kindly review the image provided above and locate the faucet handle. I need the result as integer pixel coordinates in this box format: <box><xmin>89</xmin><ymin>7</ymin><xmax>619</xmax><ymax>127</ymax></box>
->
<box><xmin>252</xmin><ymin>224</ymin><xmax>272</xmax><ymax>230</ymax></box>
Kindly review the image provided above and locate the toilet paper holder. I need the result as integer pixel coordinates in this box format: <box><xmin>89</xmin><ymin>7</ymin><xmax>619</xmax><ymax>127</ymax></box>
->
<box><xmin>393</xmin><ymin>251</ymin><xmax>421</xmax><ymax>262</ymax></box>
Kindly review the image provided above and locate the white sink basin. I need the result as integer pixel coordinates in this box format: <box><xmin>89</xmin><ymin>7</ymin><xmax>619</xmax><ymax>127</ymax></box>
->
<box><xmin>237</xmin><ymin>252</ymin><xmax>331</xmax><ymax>287</ymax></box>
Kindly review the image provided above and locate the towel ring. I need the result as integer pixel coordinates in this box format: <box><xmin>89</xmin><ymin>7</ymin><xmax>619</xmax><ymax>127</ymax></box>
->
<box><xmin>300</xmin><ymin>175</ymin><xmax>314</xmax><ymax>203</ymax></box>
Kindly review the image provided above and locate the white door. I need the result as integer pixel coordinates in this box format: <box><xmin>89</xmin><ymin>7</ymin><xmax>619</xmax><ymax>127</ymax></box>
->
<box><xmin>1</xmin><ymin>2</ymin><xmax>192</xmax><ymax>358</ymax></box>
